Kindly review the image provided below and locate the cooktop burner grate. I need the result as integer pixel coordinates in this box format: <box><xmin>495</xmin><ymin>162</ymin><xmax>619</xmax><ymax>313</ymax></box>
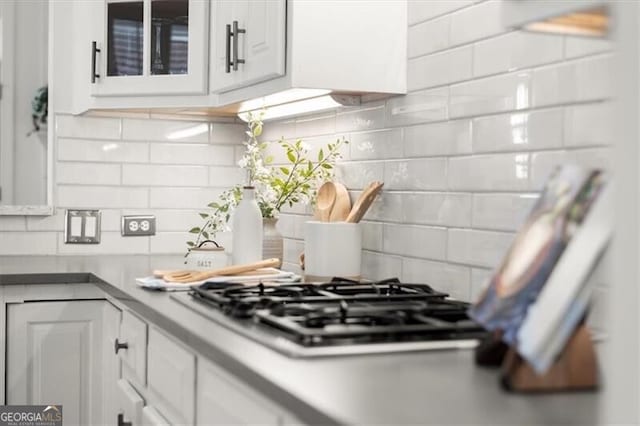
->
<box><xmin>188</xmin><ymin>278</ymin><xmax>488</xmax><ymax>348</ymax></box>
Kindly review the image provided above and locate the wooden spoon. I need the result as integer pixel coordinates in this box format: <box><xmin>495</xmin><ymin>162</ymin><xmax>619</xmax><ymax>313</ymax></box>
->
<box><xmin>346</xmin><ymin>181</ymin><xmax>384</xmax><ymax>223</ymax></box>
<box><xmin>315</xmin><ymin>182</ymin><xmax>337</xmax><ymax>222</ymax></box>
<box><xmin>329</xmin><ymin>182</ymin><xmax>352</xmax><ymax>222</ymax></box>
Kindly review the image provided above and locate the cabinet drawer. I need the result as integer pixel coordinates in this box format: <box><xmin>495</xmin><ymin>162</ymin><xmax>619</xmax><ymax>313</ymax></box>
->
<box><xmin>148</xmin><ymin>327</ymin><xmax>196</xmax><ymax>425</ymax></box>
<box><xmin>116</xmin><ymin>379</ymin><xmax>144</xmax><ymax>426</ymax></box>
<box><xmin>142</xmin><ymin>406</ymin><xmax>170</xmax><ymax>426</ymax></box>
<box><xmin>119</xmin><ymin>310</ymin><xmax>148</xmax><ymax>387</ymax></box>
<box><xmin>197</xmin><ymin>357</ymin><xmax>281</xmax><ymax>425</ymax></box>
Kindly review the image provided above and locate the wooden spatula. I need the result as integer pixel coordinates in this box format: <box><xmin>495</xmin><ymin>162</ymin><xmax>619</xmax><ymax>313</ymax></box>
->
<box><xmin>162</xmin><ymin>258</ymin><xmax>280</xmax><ymax>283</ymax></box>
<box><xmin>345</xmin><ymin>181</ymin><xmax>384</xmax><ymax>223</ymax></box>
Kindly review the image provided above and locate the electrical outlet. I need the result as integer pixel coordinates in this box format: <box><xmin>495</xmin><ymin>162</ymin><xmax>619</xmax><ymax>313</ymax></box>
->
<box><xmin>122</xmin><ymin>215</ymin><xmax>156</xmax><ymax>236</ymax></box>
<box><xmin>64</xmin><ymin>210</ymin><xmax>101</xmax><ymax>244</ymax></box>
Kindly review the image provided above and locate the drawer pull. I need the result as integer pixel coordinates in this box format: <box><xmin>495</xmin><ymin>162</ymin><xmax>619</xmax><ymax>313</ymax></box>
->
<box><xmin>91</xmin><ymin>41</ymin><xmax>101</xmax><ymax>83</ymax></box>
<box><xmin>114</xmin><ymin>338</ymin><xmax>129</xmax><ymax>354</ymax></box>
<box><xmin>232</xmin><ymin>20</ymin><xmax>246</xmax><ymax>71</ymax></box>
<box><xmin>117</xmin><ymin>413</ymin><xmax>132</xmax><ymax>426</ymax></box>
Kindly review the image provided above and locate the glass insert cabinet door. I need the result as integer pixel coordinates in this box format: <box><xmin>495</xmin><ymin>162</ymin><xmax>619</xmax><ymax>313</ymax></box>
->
<box><xmin>91</xmin><ymin>0</ymin><xmax>208</xmax><ymax>97</ymax></box>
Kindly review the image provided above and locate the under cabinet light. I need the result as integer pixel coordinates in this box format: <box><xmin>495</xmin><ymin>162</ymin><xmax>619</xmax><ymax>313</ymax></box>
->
<box><xmin>524</xmin><ymin>8</ymin><xmax>608</xmax><ymax>37</ymax></box>
<box><xmin>237</xmin><ymin>89</ymin><xmax>361</xmax><ymax>122</ymax></box>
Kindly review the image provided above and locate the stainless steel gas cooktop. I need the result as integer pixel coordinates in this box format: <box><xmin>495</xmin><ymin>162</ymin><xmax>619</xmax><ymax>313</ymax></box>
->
<box><xmin>171</xmin><ymin>278</ymin><xmax>488</xmax><ymax>357</ymax></box>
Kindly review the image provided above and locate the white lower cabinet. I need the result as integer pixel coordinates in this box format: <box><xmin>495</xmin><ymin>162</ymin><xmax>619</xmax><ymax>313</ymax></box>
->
<box><xmin>196</xmin><ymin>356</ymin><xmax>282</xmax><ymax>426</ymax></box>
<box><xmin>117</xmin><ymin>378</ymin><xmax>145</xmax><ymax>426</ymax></box>
<box><xmin>142</xmin><ymin>406</ymin><xmax>170</xmax><ymax>426</ymax></box>
<box><xmin>147</xmin><ymin>327</ymin><xmax>196</xmax><ymax>425</ymax></box>
<box><xmin>6</xmin><ymin>300</ymin><xmax>106</xmax><ymax>426</ymax></box>
<box><xmin>104</xmin><ymin>302</ymin><xmax>123</xmax><ymax>425</ymax></box>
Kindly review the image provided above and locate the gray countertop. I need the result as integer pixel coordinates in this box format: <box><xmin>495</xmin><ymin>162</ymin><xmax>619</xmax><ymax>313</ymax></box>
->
<box><xmin>0</xmin><ymin>255</ymin><xmax>603</xmax><ymax>425</ymax></box>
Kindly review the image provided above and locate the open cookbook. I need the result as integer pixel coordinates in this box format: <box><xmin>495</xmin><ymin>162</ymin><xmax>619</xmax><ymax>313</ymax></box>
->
<box><xmin>468</xmin><ymin>165</ymin><xmax>612</xmax><ymax>373</ymax></box>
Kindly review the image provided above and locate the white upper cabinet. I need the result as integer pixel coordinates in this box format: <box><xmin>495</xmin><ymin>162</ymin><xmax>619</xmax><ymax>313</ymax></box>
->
<box><xmin>54</xmin><ymin>0</ymin><xmax>406</xmax><ymax>113</ymax></box>
<box><xmin>90</xmin><ymin>0</ymin><xmax>209</xmax><ymax>97</ymax></box>
<box><xmin>210</xmin><ymin>0</ymin><xmax>286</xmax><ymax>93</ymax></box>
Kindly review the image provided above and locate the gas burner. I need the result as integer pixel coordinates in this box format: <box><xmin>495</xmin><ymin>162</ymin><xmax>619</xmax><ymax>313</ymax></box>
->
<box><xmin>186</xmin><ymin>277</ymin><xmax>488</xmax><ymax>351</ymax></box>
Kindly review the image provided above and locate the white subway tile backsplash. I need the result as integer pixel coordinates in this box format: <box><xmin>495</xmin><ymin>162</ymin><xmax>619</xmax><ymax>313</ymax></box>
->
<box><xmin>383</xmin><ymin>224</ymin><xmax>447</xmax><ymax>260</ymax></box>
<box><xmin>149</xmin><ymin>143</ymin><xmax>235</xmax><ymax>166</ymax></box>
<box><xmin>0</xmin><ymin>217</ymin><xmax>27</xmax><ymax>231</ymax></box>
<box><xmin>57</xmin><ymin>185</ymin><xmax>149</xmax><ymax>209</ymax></box>
<box><xmin>408</xmin><ymin>16</ymin><xmax>450</xmax><ymax>58</ymax></box>
<box><xmin>564</xmin><ymin>36</ymin><xmax>613</xmax><ymax>59</ymax></box>
<box><xmin>122</xmin><ymin>119</ymin><xmax>209</xmax><ymax>142</ymax></box>
<box><xmin>532</xmin><ymin>55</ymin><xmax>613</xmax><ymax>107</ymax></box>
<box><xmin>26</xmin><ymin>211</ymin><xmax>65</xmax><ymax>231</ymax></box>
<box><xmin>450</xmin><ymin>72</ymin><xmax>531</xmax><ymax>118</ymax></box>
<box><xmin>56</xmin><ymin>115</ymin><xmax>121</xmax><ymax>140</ymax></box>
<box><xmin>385</xmin><ymin>88</ymin><xmax>449</xmax><ymax>127</ymax></box>
<box><xmin>336</xmin><ymin>103</ymin><xmax>386</xmax><ymax>133</ymax></box>
<box><xmin>0</xmin><ymin>232</ymin><xmax>57</xmax><ymax>255</ymax></box>
<box><xmin>473</xmin><ymin>31</ymin><xmax>563</xmax><ymax>77</ymax></box>
<box><xmin>472</xmin><ymin>109</ymin><xmax>564</xmax><ymax>153</ymax></box>
<box><xmin>402</xmin><ymin>257</ymin><xmax>471</xmax><ymax>301</ymax></box>
<box><xmin>361</xmin><ymin>222</ymin><xmax>384</xmax><ymax>251</ymax></box>
<box><xmin>145</xmin><ymin>210</ymin><xmax>201</xmax><ymax>232</ymax></box>
<box><xmin>58</xmin><ymin>139</ymin><xmax>148</xmax><ymax>163</ymax></box>
<box><xmin>408</xmin><ymin>0</ymin><xmax>473</xmax><ymax>25</ymax></box>
<box><xmin>336</xmin><ymin>161</ymin><xmax>385</xmax><ymax>190</ymax></box>
<box><xmin>403</xmin><ymin>120</ymin><xmax>472</xmax><ymax>157</ymax></box>
<box><xmin>150</xmin><ymin>232</ymin><xmax>192</xmax><ymax>254</ymax></box>
<box><xmin>568</xmin><ymin>147</ymin><xmax>611</xmax><ymax>170</ymax></box>
<box><xmin>57</xmin><ymin>163</ymin><xmax>121</xmax><ymax>185</ymax></box>
<box><xmin>99</xmin><ymin>210</ymin><xmax>123</xmax><ymax>232</ymax></box>
<box><xmin>470</xmin><ymin>267</ymin><xmax>492</xmax><ymax>300</ymax></box>
<box><xmin>447</xmin><ymin>228</ymin><xmax>513</xmax><ymax>268</ymax></box>
<box><xmin>472</xmin><ymin>193</ymin><xmax>537</xmax><ymax>232</ymax></box>
<box><xmin>564</xmin><ymin>102</ymin><xmax>613</xmax><ymax>147</ymax></box>
<box><xmin>365</xmin><ymin>192</ymin><xmax>404</xmax><ymax>223</ymax></box>
<box><xmin>384</xmin><ymin>158</ymin><xmax>448</xmax><ymax>191</ymax></box>
<box><xmin>350</xmin><ymin>129</ymin><xmax>403</xmax><ymax>160</ymax></box>
<box><xmin>149</xmin><ymin>188</ymin><xmax>222</xmax><ymax>209</ymax></box>
<box><xmin>295</xmin><ymin>113</ymin><xmax>336</xmax><ymax>138</ymax></box>
<box><xmin>529</xmin><ymin>150</ymin><xmax>568</xmax><ymax>190</ymax></box>
<box><xmin>448</xmin><ymin>153</ymin><xmax>530</xmax><ymax>191</ymax></box>
<box><xmin>57</xmin><ymin>232</ymin><xmax>149</xmax><ymax>255</ymax></box>
<box><xmin>209</xmin><ymin>166</ymin><xmax>246</xmax><ymax>188</ymax></box>
<box><xmin>123</xmin><ymin>164</ymin><xmax>208</xmax><ymax>187</ymax></box>
<box><xmin>402</xmin><ymin>192</ymin><xmax>472</xmax><ymax>227</ymax></box>
<box><xmin>449</xmin><ymin>0</ymin><xmax>503</xmax><ymax>46</ymax></box>
<box><xmin>210</xmin><ymin>122</ymin><xmax>245</xmax><ymax>144</ymax></box>
<box><xmin>361</xmin><ymin>251</ymin><xmax>402</xmax><ymax>281</ymax></box>
<box><xmin>408</xmin><ymin>46</ymin><xmax>473</xmax><ymax>91</ymax></box>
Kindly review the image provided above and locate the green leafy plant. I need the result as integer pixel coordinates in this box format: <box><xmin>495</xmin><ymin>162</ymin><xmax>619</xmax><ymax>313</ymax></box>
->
<box><xmin>186</xmin><ymin>112</ymin><xmax>347</xmax><ymax>255</ymax></box>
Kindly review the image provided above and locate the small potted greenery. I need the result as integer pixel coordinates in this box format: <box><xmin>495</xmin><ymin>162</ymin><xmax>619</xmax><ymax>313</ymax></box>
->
<box><xmin>187</xmin><ymin>112</ymin><xmax>347</xmax><ymax>262</ymax></box>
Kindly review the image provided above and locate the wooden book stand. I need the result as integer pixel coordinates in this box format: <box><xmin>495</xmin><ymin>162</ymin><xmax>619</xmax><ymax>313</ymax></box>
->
<box><xmin>476</xmin><ymin>324</ymin><xmax>599</xmax><ymax>392</ymax></box>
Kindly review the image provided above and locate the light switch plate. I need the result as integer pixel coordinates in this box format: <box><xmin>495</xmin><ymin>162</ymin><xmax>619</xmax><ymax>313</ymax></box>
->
<box><xmin>64</xmin><ymin>210</ymin><xmax>101</xmax><ymax>244</ymax></box>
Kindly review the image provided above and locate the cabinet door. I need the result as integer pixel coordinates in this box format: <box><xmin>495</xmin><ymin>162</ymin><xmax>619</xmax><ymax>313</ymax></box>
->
<box><xmin>116</xmin><ymin>378</ymin><xmax>145</xmax><ymax>425</ymax></box>
<box><xmin>91</xmin><ymin>0</ymin><xmax>209</xmax><ymax>96</ymax></box>
<box><xmin>6</xmin><ymin>300</ymin><xmax>105</xmax><ymax>426</ymax></box>
<box><xmin>147</xmin><ymin>327</ymin><xmax>195</xmax><ymax>425</ymax></box>
<box><xmin>142</xmin><ymin>406</ymin><xmax>170</xmax><ymax>426</ymax></box>
<box><xmin>103</xmin><ymin>302</ymin><xmax>123</xmax><ymax>425</ymax></box>
<box><xmin>196</xmin><ymin>356</ymin><xmax>282</xmax><ymax>425</ymax></box>
<box><xmin>210</xmin><ymin>0</ymin><xmax>286</xmax><ymax>93</ymax></box>
<box><xmin>119</xmin><ymin>310</ymin><xmax>148</xmax><ymax>388</ymax></box>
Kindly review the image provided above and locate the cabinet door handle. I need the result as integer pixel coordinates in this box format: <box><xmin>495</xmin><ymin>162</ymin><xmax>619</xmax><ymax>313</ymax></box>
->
<box><xmin>117</xmin><ymin>413</ymin><xmax>132</xmax><ymax>426</ymax></box>
<box><xmin>114</xmin><ymin>338</ymin><xmax>128</xmax><ymax>354</ymax></box>
<box><xmin>225</xmin><ymin>24</ymin><xmax>232</xmax><ymax>73</ymax></box>
<box><xmin>232</xmin><ymin>20</ymin><xmax>246</xmax><ymax>71</ymax></box>
<box><xmin>91</xmin><ymin>41</ymin><xmax>101</xmax><ymax>83</ymax></box>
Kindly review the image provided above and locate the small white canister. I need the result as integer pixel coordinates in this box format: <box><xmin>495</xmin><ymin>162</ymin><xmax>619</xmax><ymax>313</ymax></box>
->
<box><xmin>186</xmin><ymin>240</ymin><xmax>228</xmax><ymax>270</ymax></box>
